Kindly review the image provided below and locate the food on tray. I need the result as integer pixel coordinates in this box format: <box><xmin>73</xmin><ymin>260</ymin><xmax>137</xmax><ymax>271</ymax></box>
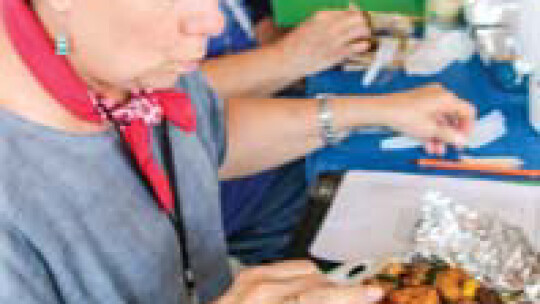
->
<box><xmin>362</xmin><ymin>259</ymin><xmax>508</xmax><ymax>304</ymax></box>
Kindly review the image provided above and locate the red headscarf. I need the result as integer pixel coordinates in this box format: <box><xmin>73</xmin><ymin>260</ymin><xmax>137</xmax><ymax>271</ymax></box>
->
<box><xmin>1</xmin><ymin>0</ymin><xmax>197</xmax><ymax>213</ymax></box>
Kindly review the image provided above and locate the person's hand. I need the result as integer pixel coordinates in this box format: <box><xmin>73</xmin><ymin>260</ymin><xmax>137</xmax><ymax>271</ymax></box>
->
<box><xmin>381</xmin><ymin>84</ymin><xmax>476</xmax><ymax>155</ymax></box>
<box><xmin>272</xmin><ymin>9</ymin><xmax>371</xmax><ymax>77</ymax></box>
<box><xmin>254</xmin><ymin>17</ymin><xmax>287</xmax><ymax>45</ymax></box>
<box><xmin>214</xmin><ymin>260</ymin><xmax>384</xmax><ymax>304</ymax></box>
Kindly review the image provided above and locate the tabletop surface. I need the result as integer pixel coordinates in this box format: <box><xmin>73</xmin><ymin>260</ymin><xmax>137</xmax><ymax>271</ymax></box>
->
<box><xmin>305</xmin><ymin>56</ymin><xmax>540</xmax><ymax>183</ymax></box>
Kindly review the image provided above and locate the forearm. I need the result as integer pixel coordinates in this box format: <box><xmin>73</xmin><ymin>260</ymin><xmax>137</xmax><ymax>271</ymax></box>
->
<box><xmin>219</xmin><ymin>96</ymin><xmax>391</xmax><ymax>179</ymax></box>
<box><xmin>218</xmin><ymin>85</ymin><xmax>476</xmax><ymax>179</ymax></box>
<box><xmin>201</xmin><ymin>45</ymin><xmax>304</xmax><ymax>99</ymax></box>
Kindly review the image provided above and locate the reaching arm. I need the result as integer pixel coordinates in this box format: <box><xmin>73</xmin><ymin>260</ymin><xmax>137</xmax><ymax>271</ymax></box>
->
<box><xmin>202</xmin><ymin>44</ymin><xmax>304</xmax><ymax>99</ymax></box>
<box><xmin>219</xmin><ymin>85</ymin><xmax>475</xmax><ymax>179</ymax></box>
<box><xmin>202</xmin><ymin>10</ymin><xmax>371</xmax><ymax>99</ymax></box>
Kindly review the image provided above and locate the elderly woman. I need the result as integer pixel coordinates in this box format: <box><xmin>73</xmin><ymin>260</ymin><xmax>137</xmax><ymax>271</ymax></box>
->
<box><xmin>0</xmin><ymin>0</ymin><xmax>474</xmax><ymax>303</ymax></box>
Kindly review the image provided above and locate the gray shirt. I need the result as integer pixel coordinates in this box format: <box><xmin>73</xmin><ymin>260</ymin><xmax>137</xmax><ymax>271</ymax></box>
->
<box><xmin>0</xmin><ymin>72</ymin><xmax>231</xmax><ymax>303</ymax></box>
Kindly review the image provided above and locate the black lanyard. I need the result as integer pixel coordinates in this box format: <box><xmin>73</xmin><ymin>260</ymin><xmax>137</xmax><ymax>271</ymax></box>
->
<box><xmin>110</xmin><ymin>119</ymin><xmax>199</xmax><ymax>304</ymax></box>
<box><xmin>158</xmin><ymin>122</ymin><xmax>200</xmax><ymax>304</ymax></box>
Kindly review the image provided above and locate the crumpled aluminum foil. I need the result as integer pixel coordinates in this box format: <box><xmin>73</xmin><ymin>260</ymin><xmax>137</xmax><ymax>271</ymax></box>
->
<box><xmin>411</xmin><ymin>190</ymin><xmax>540</xmax><ymax>302</ymax></box>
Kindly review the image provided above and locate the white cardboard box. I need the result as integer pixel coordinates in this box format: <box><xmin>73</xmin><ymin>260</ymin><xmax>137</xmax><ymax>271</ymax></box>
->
<box><xmin>310</xmin><ymin>171</ymin><xmax>540</xmax><ymax>262</ymax></box>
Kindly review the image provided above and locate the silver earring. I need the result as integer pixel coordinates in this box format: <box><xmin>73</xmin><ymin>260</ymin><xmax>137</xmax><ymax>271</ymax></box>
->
<box><xmin>55</xmin><ymin>33</ymin><xmax>69</xmax><ymax>56</ymax></box>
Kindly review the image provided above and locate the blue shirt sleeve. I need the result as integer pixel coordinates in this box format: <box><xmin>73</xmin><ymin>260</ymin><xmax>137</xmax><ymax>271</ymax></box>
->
<box><xmin>206</xmin><ymin>1</ymin><xmax>257</xmax><ymax>57</ymax></box>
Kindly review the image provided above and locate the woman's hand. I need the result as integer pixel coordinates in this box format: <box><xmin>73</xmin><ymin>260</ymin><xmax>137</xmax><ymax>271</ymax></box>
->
<box><xmin>379</xmin><ymin>84</ymin><xmax>476</xmax><ymax>155</ymax></box>
<box><xmin>214</xmin><ymin>260</ymin><xmax>384</xmax><ymax>304</ymax></box>
<box><xmin>272</xmin><ymin>10</ymin><xmax>371</xmax><ymax>77</ymax></box>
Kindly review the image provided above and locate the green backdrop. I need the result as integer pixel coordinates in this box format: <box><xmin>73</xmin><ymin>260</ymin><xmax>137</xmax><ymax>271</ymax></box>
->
<box><xmin>272</xmin><ymin>0</ymin><xmax>426</xmax><ymax>27</ymax></box>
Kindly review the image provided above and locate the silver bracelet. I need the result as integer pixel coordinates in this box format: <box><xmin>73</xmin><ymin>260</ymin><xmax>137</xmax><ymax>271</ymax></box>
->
<box><xmin>317</xmin><ymin>94</ymin><xmax>341</xmax><ymax>146</ymax></box>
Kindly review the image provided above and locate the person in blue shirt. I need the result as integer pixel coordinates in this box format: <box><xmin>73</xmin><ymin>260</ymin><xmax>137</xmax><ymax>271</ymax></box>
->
<box><xmin>205</xmin><ymin>0</ymin><xmax>377</xmax><ymax>264</ymax></box>
<box><xmin>202</xmin><ymin>0</ymin><xmax>446</xmax><ymax>264</ymax></box>
<box><xmin>204</xmin><ymin>0</ymin><xmax>373</xmax><ymax>98</ymax></box>
<box><xmin>205</xmin><ymin>0</ymin><xmax>305</xmax><ymax>264</ymax></box>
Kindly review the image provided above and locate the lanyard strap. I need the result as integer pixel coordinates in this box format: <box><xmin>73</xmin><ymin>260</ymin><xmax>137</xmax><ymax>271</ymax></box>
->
<box><xmin>112</xmin><ymin>120</ymin><xmax>199</xmax><ymax>304</ymax></box>
<box><xmin>159</xmin><ymin>122</ymin><xmax>200</xmax><ymax>304</ymax></box>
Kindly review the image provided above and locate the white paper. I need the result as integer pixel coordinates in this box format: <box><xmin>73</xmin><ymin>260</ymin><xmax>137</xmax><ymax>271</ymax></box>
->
<box><xmin>380</xmin><ymin>110</ymin><xmax>507</xmax><ymax>150</ymax></box>
<box><xmin>467</xmin><ymin>110</ymin><xmax>507</xmax><ymax>149</ymax></box>
<box><xmin>404</xmin><ymin>28</ymin><xmax>475</xmax><ymax>76</ymax></box>
<box><xmin>310</xmin><ymin>171</ymin><xmax>540</xmax><ymax>263</ymax></box>
<box><xmin>380</xmin><ymin>136</ymin><xmax>422</xmax><ymax>150</ymax></box>
<box><xmin>517</xmin><ymin>0</ymin><xmax>540</xmax><ymax>132</ymax></box>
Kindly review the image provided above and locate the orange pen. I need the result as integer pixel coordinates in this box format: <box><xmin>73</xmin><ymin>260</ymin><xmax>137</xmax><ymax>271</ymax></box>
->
<box><xmin>415</xmin><ymin>158</ymin><xmax>540</xmax><ymax>178</ymax></box>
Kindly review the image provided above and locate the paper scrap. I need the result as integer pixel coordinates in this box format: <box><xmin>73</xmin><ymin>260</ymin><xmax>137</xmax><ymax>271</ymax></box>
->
<box><xmin>363</xmin><ymin>38</ymin><xmax>401</xmax><ymax>86</ymax></box>
<box><xmin>380</xmin><ymin>135</ymin><xmax>423</xmax><ymax>150</ymax></box>
<box><xmin>467</xmin><ymin>109</ymin><xmax>507</xmax><ymax>148</ymax></box>
<box><xmin>404</xmin><ymin>27</ymin><xmax>475</xmax><ymax>76</ymax></box>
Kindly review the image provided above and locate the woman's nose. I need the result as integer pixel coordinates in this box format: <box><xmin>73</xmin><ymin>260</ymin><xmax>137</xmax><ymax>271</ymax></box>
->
<box><xmin>180</xmin><ymin>2</ymin><xmax>225</xmax><ymax>37</ymax></box>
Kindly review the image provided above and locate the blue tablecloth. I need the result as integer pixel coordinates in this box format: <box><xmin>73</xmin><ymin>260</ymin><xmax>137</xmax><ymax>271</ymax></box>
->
<box><xmin>305</xmin><ymin>56</ymin><xmax>540</xmax><ymax>182</ymax></box>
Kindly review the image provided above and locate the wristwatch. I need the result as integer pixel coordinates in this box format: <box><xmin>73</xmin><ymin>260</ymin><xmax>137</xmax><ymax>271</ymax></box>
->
<box><xmin>317</xmin><ymin>94</ymin><xmax>346</xmax><ymax>146</ymax></box>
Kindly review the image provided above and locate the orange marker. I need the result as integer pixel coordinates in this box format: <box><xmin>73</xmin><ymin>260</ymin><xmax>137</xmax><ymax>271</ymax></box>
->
<box><xmin>416</xmin><ymin>158</ymin><xmax>540</xmax><ymax>178</ymax></box>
